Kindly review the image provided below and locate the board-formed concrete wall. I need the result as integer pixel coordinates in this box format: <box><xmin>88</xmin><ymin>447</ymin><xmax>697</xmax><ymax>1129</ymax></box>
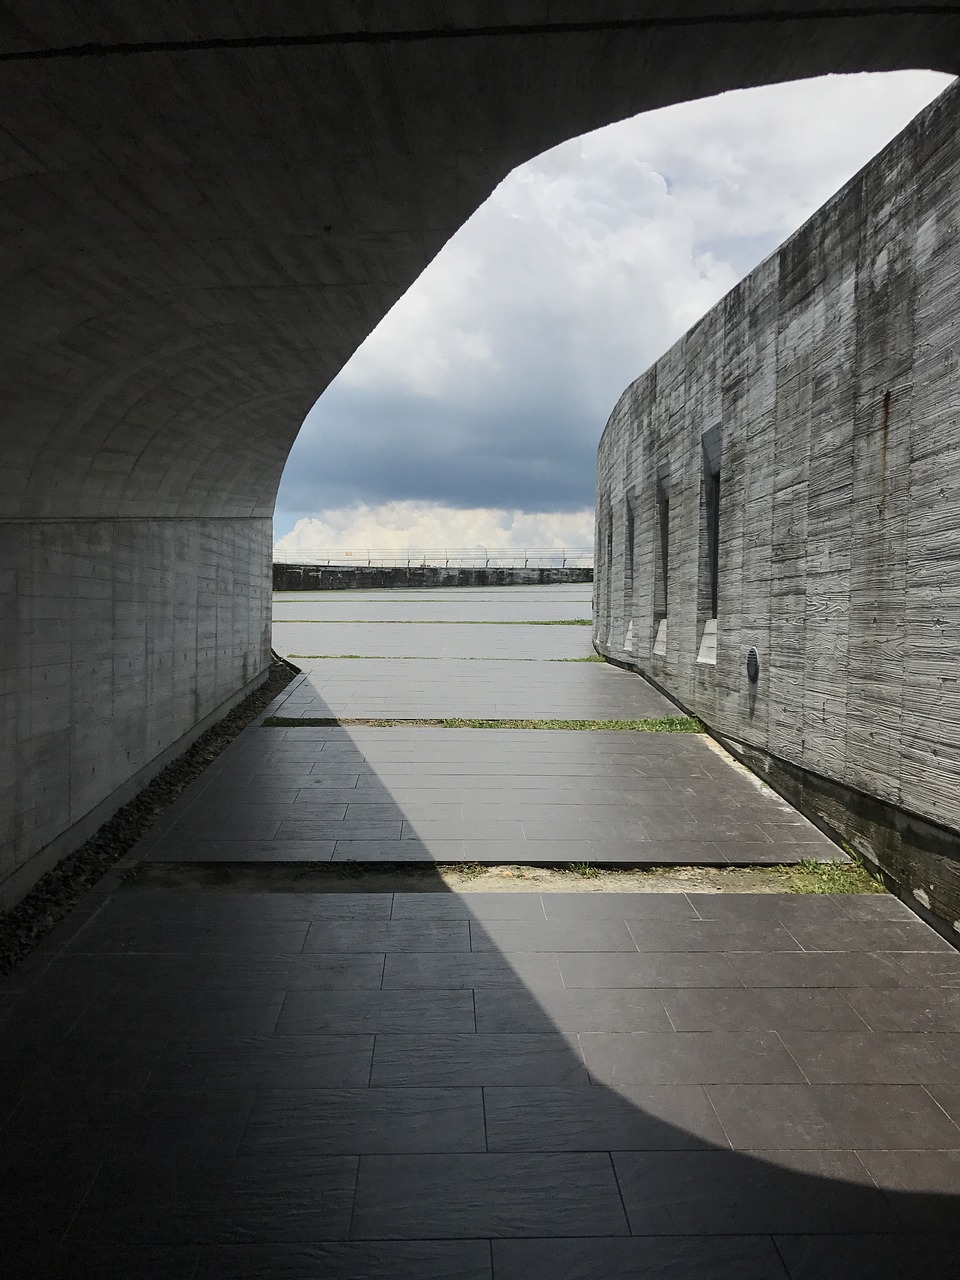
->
<box><xmin>596</xmin><ymin>79</ymin><xmax>960</xmax><ymax>929</ymax></box>
<box><xmin>0</xmin><ymin>519</ymin><xmax>271</xmax><ymax>907</ymax></box>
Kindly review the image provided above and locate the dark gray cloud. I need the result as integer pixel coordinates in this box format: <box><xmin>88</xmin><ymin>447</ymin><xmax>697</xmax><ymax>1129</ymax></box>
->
<box><xmin>278</xmin><ymin>382</ymin><xmax>599</xmax><ymax>514</ymax></box>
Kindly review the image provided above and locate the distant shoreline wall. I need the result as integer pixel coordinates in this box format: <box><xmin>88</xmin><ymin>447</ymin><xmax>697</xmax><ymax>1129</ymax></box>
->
<box><xmin>273</xmin><ymin>564</ymin><xmax>593</xmax><ymax>590</ymax></box>
<box><xmin>594</xmin><ymin>81</ymin><xmax>960</xmax><ymax>936</ymax></box>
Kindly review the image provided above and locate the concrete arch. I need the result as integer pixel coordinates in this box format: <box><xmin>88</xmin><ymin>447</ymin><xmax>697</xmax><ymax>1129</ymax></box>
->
<box><xmin>3</xmin><ymin>3</ymin><xmax>960</xmax><ymax>901</ymax></box>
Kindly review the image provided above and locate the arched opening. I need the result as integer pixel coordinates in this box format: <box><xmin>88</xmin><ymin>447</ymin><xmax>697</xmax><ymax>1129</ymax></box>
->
<box><xmin>3</xmin><ymin>13</ymin><xmax>960</xmax><ymax>1272</ymax></box>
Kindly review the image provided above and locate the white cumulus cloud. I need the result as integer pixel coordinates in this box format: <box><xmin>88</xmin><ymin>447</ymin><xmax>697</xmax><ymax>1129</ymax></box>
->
<box><xmin>275</xmin><ymin>503</ymin><xmax>595</xmax><ymax>561</ymax></box>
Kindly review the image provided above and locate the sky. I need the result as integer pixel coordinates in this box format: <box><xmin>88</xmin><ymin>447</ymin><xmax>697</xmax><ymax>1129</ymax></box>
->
<box><xmin>274</xmin><ymin>70</ymin><xmax>954</xmax><ymax>558</ymax></box>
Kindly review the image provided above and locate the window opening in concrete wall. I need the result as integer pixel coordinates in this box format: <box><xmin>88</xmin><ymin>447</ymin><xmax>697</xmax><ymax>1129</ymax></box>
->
<box><xmin>697</xmin><ymin>425</ymin><xmax>722</xmax><ymax>665</ymax></box>
<box><xmin>706</xmin><ymin>468</ymin><xmax>720</xmax><ymax>617</ymax></box>
<box><xmin>623</xmin><ymin>493</ymin><xmax>637</xmax><ymax>651</ymax></box>
<box><xmin>625</xmin><ymin>496</ymin><xmax>636</xmax><ymax>586</ymax></box>
<box><xmin>653</xmin><ymin>471</ymin><xmax>670</xmax><ymax>655</ymax></box>
<box><xmin>604</xmin><ymin>506</ymin><xmax>614</xmax><ymax>636</ymax></box>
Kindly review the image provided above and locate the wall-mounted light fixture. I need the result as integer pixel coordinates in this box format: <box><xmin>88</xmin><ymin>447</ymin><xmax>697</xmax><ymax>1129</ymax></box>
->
<box><xmin>746</xmin><ymin>646</ymin><xmax>760</xmax><ymax>684</ymax></box>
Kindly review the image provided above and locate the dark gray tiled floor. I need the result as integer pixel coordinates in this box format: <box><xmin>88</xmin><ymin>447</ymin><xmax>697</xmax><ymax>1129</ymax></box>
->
<box><xmin>194</xmin><ymin>1241</ymin><xmax>495</xmax><ymax>1280</ymax></box>
<box><xmin>705</xmin><ymin>1082</ymin><xmax>960</xmax><ymax>1150</ymax></box>
<box><xmin>350</xmin><ymin>1151</ymin><xmax>630</xmax><ymax>1238</ymax></box>
<box><xmin>772</xmin><ymin>1235</ymin><xmax>960</xmax><ymax>1280</ymax></box>
<box><xmin>273</xmin><ymin>620</ymin><xmax>594</xmax><ymax>659</ymax></box>
<box><xmin>239</xmin><ymin>1087</ymin><xmax>487</xmax><ymax>1156</ymax></box>
<box><xmin>130</xmin><ymin>583</ymin><xmax>826</xmax><ymax>867</ymax></box>
<box><xmin>277</xmin><ymin>656</ymin><xmax>675</xmax><ymax>719</ymax></box>
<box><xmin>611</xmin><ymin>1148</ymin><xmax>894</xmax><ymax>1234</ymax></box>
<box><xmin>142</xmin><ymin>723</ymin><xmax>841</xmax><ymax>866</ymax></box>
<box><xmin>2</xmin><ymin>887</ymin><xmax>958</xmax><ymax>1274</ymax></box>
<box><xmin>273</xmin><ymin>585</ymin><xmax>594</xmax><ymax>625</ymax></box>
<box><xmin>493</xmin><ymin>1237</ymin><xmax>792</xmax><ymax>1280</ymax></box>
<box><xmin>69</xmin><ymin>1154</ymin><xmax>359</xmax><ymax>1244</ymax></box>
<box><xmin>4</xmin><ymin>589</ymin><xmax>959</xmax><ymax>1274</ymax></box>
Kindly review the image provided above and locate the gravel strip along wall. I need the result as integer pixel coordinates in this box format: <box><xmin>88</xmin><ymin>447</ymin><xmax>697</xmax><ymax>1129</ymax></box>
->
<box><xmin>0</xmin><ymin>656</ymin><xmax>296</xmax><ymax>975</ymax></box>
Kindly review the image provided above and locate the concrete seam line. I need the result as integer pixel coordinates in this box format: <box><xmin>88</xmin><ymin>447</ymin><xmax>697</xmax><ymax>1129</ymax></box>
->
<box><xmin>3</xmin><ymin>7</ymin><xmax>958</xmax><ymax>62</ymax></box>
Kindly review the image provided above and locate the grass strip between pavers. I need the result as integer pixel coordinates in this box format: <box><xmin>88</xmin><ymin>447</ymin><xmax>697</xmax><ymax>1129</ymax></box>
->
<box><xmin>284</xmin><ymin>654</ymin><xmax>601</xmax><ymax>661</ymax></box>
<box><xmin>263</xmin><ymin>715</ymin><xmax>704</xmax><ymax>732</ymax></box>
<box><xmin>274</xmin><ymin>618</ymin><xmax>593</xmax><ymax>625</ymax></box>
<box><xmin>286</xmin><ymin>654</ymin><xmax>544</xmax><ymax>661</ymax></box>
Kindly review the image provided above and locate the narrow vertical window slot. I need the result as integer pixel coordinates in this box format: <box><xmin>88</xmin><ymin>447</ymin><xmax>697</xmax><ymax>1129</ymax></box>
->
<box><xmin>653</xmin><ymin>470</ymin><xmax>669</xmax><ymax>655</ymax></box>
<box><xmin>707</xmin><ymin>465</ymin><xmax>720</xmax><ymax>618</ymax></box>
<box><xmin>623</xmin><ymin>493</ymin><xmax>636</xmax><ymax>650</ymax></box>
<box><xmin>698</xmin><ymin>424</ymin><xmax>722</xmax><ymax>665</ymax></box>
<box><xmin>625</xmin><ymin>497</ymin><xmax>635</xmax><ymax>586</ymax></box>
<box><xmin>603</xmin><ymin>506</ymin><xmax>614</xmax><ymax>637</ymax></box>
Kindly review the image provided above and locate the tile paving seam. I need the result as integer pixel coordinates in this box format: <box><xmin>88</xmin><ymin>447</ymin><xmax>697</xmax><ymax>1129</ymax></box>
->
<box><xmin>606</xmin><ymin>1147</ymin><xmax>633</xmax><ymax>1236</ymax></box>
<box><xmin>770</xmin><ymin>1030</ymin><xmax>813</xmax><ymax>1087</ymax></box>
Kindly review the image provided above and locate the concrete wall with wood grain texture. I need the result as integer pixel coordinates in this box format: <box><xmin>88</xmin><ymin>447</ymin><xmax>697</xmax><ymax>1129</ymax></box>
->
<box><xmin>595</xmin><ymin>80</ymin><xmax>960</xmax><ymax>935</ymax></box>
<box><xmin>0</xmin><ymin>518</ymin><xmax>272</xmax><ymax>909</ymax></box>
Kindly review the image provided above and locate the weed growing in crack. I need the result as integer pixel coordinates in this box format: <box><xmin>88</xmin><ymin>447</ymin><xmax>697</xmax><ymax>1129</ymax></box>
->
<box><xmin>788</xmin><ymin>857</ymin><xmax>883</xmax><ymax>895</ymax></box>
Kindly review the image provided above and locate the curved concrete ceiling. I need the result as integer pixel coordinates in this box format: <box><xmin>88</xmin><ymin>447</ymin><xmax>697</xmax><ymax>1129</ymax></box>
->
<box><xmin>2</xmin><ymin>3</ymin><xmax>958</xmax><ymax>521</ymax></box>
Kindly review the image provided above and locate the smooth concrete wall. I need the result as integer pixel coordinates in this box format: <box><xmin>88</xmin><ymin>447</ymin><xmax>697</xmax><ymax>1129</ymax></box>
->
<box><xmin>0</xmin><ymin>517</ymin><xmax>271</xmax><ymax>907</ymax></box>
<box><xmin>595</xmin><ymin>81</ymin><xmax>960</xmax><ymax>927</ymax></box>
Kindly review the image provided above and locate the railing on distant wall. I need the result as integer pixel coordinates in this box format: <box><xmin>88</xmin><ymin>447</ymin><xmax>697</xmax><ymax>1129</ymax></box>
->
<box><xmin>272</xmin><ymin>547</ymin><xmax>595</xmax><ymax>569</ymax></box>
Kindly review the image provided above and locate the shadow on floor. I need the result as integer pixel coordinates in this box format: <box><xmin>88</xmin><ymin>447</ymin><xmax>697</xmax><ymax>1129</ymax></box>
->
<box><xmin>1</xmin><ymin>683</ymin><xmax>958</xmax><ymax>1279</ymax></box>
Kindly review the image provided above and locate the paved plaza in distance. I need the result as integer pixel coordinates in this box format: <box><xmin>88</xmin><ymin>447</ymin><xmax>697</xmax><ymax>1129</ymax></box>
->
<box><xmin>140</xmin><ymin>583</ymin><xmax>839</xmax><ymax>867</ymax></box>
<box><xmin>1</xmin><ymin>585</ymin><xmax>958</xmax><ymax>1277</ymax></box>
